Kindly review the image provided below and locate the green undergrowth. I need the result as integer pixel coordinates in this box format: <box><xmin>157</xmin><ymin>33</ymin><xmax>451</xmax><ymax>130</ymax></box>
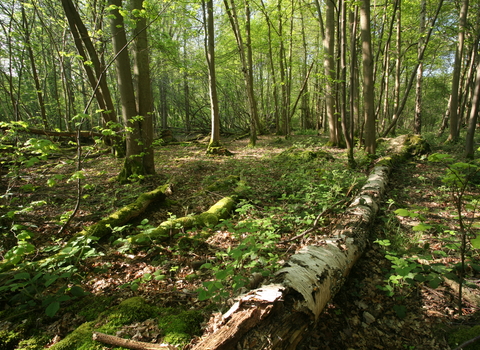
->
<box><xmin>374</xmin><ymin>133</ymin><xmax>480</xmax><ymax>320</ymax></box>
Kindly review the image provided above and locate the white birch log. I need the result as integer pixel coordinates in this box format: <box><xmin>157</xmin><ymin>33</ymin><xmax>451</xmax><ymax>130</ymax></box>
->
<box><xmin>191</xmin><ymin>135</ymin><xmax>429</xmax><ymax>350</ymax></box>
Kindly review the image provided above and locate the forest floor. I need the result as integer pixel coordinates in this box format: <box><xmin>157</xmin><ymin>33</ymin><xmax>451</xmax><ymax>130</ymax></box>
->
<box><xmin>0</xmin><ymin>133</ymin><xmax>479</xmax><ymax>349</ymax></box>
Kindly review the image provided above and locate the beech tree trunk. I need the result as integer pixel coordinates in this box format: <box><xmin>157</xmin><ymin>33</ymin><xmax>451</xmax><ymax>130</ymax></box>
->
<box><xmin>190</xmin><ymin>135</ymin><xmax>428</xmax><ymax>350</ymax></box>
<box><xmin>360</xmin><ymin>0</ymin><xmax>376</xmax><ymax>154</ymax></box>
<box><xmin>203</xmin><ymin>0</ymin><xmax>221</xmax><ymax>149</ymax></box>
<box><xmin>447</xmin><ymin>0</ymin><xmax>469</xmax><ymax>142</ymax></box>
<box><xmin>465</xmin><ymin>60</ymin><xmax>480</xmax><ymax>159</ymax></box>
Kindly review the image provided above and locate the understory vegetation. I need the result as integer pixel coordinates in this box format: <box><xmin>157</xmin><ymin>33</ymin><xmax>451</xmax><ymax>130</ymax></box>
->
<box><xmin>0</xmin><ymin>129</ymin><xmax>478</xmax><ymax>349</ymax></box>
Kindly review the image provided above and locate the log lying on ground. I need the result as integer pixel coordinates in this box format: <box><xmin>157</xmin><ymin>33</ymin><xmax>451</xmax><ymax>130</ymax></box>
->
<box><xmin>0</xmin><ymin>184</ymin><xmax>171</xmax><ymax>273</ymax></box>
<box><xmin>128</xmin><ymin>196</ymin><xmax>237</xmax><ymax>245</ymax></box>
<box><xmin>190</xmin><ymin>135</ymin><xmax>429</xmax><ymax>350</ymax></box>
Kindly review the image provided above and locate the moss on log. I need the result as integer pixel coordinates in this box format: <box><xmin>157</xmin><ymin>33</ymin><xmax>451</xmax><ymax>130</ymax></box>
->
<box><xmin>129</xmin><ymin>196</ymin><xmax>236</xmax><ymax>245</ymax></box>
<box><xmin>0</xmin><ymin>184</ymin><xmax>171</xmax><ymax>273</ymax></box>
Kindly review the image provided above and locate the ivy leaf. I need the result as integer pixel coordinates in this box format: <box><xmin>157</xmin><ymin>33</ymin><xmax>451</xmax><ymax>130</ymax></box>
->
<box><xmin>413</xmin><ymin>223</ymin><xmax>432</xmax><ymax>231</ymax></box>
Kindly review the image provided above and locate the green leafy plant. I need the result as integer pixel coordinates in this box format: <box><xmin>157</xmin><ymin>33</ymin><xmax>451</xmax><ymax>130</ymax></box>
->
<box><xmin>428</xmin><ymin>153</ymin><xmax>480</xmax><ymax>314</ymax></box>
<box><xmin>196</xmin><ymin>217</ymin><xmax>281</xmax><ymax>301</ymax></box>
<box><xmin>0</xmin><ymin>269</ymin><xmax>87</xmax><ymax>317</ymax></box>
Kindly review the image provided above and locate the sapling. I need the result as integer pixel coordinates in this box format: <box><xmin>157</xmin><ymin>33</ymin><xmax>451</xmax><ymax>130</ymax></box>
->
<box><xmin>429</xmin><ymin>153</ymin><xmax>480</xmax><ymax>314</ymax></box>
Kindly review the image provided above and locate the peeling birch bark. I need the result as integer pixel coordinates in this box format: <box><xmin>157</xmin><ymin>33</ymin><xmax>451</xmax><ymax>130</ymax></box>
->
<box><xmin>191</xmin><ymin>135</ymin><xmax>429</xmax><ymax>350</ymax></box>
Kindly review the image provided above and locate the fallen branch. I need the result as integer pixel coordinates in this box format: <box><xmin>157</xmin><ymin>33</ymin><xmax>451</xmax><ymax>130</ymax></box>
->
<box><xmin>129</xmin><ymin>196</ymin><xmax>236</xmax><ymax>245</ymax></box>
<box><xmin>93</xmin><ymin>332</ymin><xmax>175</xmax><ymax>350</ymax></box>
<box><xmin>453</xmin><ymin>334</ymin><xmax>480</xmax><ymax>350</ymax></box>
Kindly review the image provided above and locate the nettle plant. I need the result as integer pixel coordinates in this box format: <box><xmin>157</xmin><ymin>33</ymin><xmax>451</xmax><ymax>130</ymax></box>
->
<box><xmin>376</xmin><ymin>153</ymin><xmax>480</xmax><ymax>314</ymax></box>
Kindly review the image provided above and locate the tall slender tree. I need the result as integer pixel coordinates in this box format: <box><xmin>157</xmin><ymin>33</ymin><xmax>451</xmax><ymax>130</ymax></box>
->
<box><xmin>360</xmin><ymin>0</ymin><xmax>376</xmax><ymax>154</ymax></box>
<box><xmin>447</xmin><ymin>0</ymin><xmax>469</xmax><ymax>142</ymax></box>
<box><xmin>414</xmin><ymin>0</ymin><xmax>426</xmax><ymax>134</ymax></box>
<box><xmin>223</xmin><ymin>0</ymin><xmax>259</xmax><ymax>146</ymax></box>
<box><xmin>109</xmin><ymin>0</ymin><xmax>155</xmax><ymax>181</ymax></box>
<box><xmin>203</xmin><ymin>0</ymin><xmax>221</xmax><ymax>149</ymax></box>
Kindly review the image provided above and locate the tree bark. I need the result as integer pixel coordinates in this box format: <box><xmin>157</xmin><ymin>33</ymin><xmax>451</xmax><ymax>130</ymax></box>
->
<box><xmin>447</xmin><ymin>0</ymin><xmax>469</xmax><ymax>142</ymax></box>
<box><xmin>203</xmin><ymin>0</ymin><xmax>221</xmax><ymax>149</ymax></box>
<box><xmin>360</xmin><ymin>0</ymin><xmax>376</xmax><ymax>154</ymax></box>
<box><xmin>323</xmin><ymin>0</ymin><xmax>339</xmax><ymax>146</ymax></box>
<box><xmin>382</xmin><ymin>0</ymin><xmax>444</xmax><ymax>137</ymax></box>
<box><xmin>465</xmin><ymin>60</ymin><xmax>480</xmax><ymax>159</ymax></box>
<box><xmin>414</xmin><ymin>0</ymin><xmax>426</xmax><ymax>134</ymax></box>
<box><xmin>132</xmin><ymin>0</ymin><xmax>155</xmax><ymax>175</ymax></box>
<box><xmin>21</xmin><ymin>5</ymin><xmax>48</xmax><ymax>130</ymax></box>
<box><xmin>61</xmin><ymin>0</ymin><xmax>119</xmax><ymax>132</ymax></box>
<box><xmin>109</xmin><ymin>0</ymin><xmax>152</xmax><ymax>181</ymax></box>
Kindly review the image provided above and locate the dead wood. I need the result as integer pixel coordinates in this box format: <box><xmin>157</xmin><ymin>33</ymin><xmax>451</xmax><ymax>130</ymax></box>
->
<box><xmin>92</xmin><ymin>332</ymin><xmax>175</xmax><ymax>350</ymax></box>
<box><xmin>0</xmin><ymin>184</ymin><xmax>171</xmax><ymax>273</ymax></box>
<box><xmin>190</xmin><ymin>135</ymin><xmax>429</xmax><ymax>350</ymax></box>
<box><xmin>129</xmin><ymin>196</ymin><xmax>236</xmax><ymax>245</ymax></box>
<box><xmin>0</xmin><ymin>125</ymin><xmax>102</xmax><ymax>140</ymax></box>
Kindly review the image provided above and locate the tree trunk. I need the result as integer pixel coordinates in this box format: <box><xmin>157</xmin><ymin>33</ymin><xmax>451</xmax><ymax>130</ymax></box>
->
<box><xmin>109</xmin><ymin>0</ymin><xmax>148</xmax><ymax>181</ymax></box>
<box><xmin>61</xmin><ymin>0</ymin><xmax>122</xmax><ymax>153</ymax></box>
<box><xmin>465</xmin><ymin>60</ymin><xmax>480</xmax><ymax>159</ymax></box>
<box><xmin>414</xmin><ymin>0</ymin><xmax>426</xmax><ymax>134</ymax></box>
<box><xmin>360</xmin><ymin>0</ymin><xmax>376</xmax><ymax>154</ymax></box>
<box><xmin>203</xmin><ymin>0</ymin><xmax>221</xmax><ymax>149</ymax></box>
<box><xmin>223</xmin><ymin>0</ymin><xmax>259</xmax><ymax>146</ymax></box>
<box><xmin>322</xmin><ymin>0</ymin><xmax>339</xmax><ymax>146</ymax></box>
<box><xmin>382</xmin><ymin>0</ymin><xmax>444</xmax><ymax>137</ymax></box>
<box><xmin>132</xmin><ymin>0</ymin><xmax>155</xmax><ymax>175</ymax></box>
<box><xmin>340</xmin><ymin>0</ymin><xmax>354</xmax><ymax>165</ymax></box>
<box><xmin>190</xmin><ymin>135</ymin><xmax>428</xmax><ymax>350</ymax></box>
<box><xmin>21</xmin><ymin>5</ymin><xmax>48</xmax><ymax>130</ymax></box>
<box><xmin>447</xmin><ymin>0</ymin><xmax>469</xmax><ymax>143</ymax></box>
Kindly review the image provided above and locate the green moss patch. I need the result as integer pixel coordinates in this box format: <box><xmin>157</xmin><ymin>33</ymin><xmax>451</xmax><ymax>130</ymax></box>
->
<box><xmin>47</xmin><ymin>297</ymin><xmax>204</xmax><ymax>349</ymax></box>
<box><xmin>158</xmin><ymin>308</ymin><xmax>203</xmax><ymax>345</ymax></box>
<box><xmin>278</xmin><ymin>147</ymin><xmax>334</xmax><ymax>162</ymax></box>
<box><xmin>448</xmin><ymin>325</ymin><xmax>480</xmax><ymax>350</ymax></box>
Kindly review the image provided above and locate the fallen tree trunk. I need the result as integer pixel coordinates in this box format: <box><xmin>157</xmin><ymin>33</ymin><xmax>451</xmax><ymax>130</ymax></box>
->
<box><xmin>0</xmin><ymin>125</ymin><xmax>103</xmax><ymax>140</ymax></box>
<box><xmin>190</xmin><ymin>135</ymin><xmax>429</xmax><ymax>350</ymax></box>
<box><xmin>128</xmin><ymin>196</ymin><xmax>237</xmax><ymax>245</ymax></box>
<box><xmin>0</xmin><ymin>184</ymin><xmax>171</xmax><ymax>273</ymax></box>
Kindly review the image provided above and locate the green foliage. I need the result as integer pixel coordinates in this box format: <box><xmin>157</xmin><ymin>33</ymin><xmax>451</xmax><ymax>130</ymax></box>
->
<box><xmin>376</xmin><ymin>153</ymin><xmax>480</xmax><ymax>316</ymax></box>
<box><xmin>0</xmin><ymin>269</ymin><xmax>88</xmax><ymax>317</ymax></box>
<box><xmin>448</xmin><ymin>325</ymin><xmax>480</xmax><ymax>350</ymax></box>
<box><xmin>197</xmin><ymin>215</ymin><xmax>281</xmax><ymax>301</ymax></box>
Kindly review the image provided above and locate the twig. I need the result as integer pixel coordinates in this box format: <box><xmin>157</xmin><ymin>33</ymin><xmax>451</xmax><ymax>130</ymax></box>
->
<box><xmin>281</xmin><ymin>198</ymin><xmax>347</xmax><ymax>243</ymax></box>
<box><xmin>453</xmin><ymin>334</ymin><xmax>480</xmax><ymax>350</ymax></box>
<box><xmin>92</xmin><ymin>332</ymin><xmax>176</xmax><ymax>350</ymax></box>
